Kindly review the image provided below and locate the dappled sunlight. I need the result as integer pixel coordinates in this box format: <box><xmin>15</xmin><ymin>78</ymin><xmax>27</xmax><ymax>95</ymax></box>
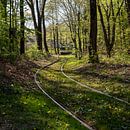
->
<box><xmin>38</xmin><ymin>61</ymin><xmax>130</xmax><ymax>129</ymax></box>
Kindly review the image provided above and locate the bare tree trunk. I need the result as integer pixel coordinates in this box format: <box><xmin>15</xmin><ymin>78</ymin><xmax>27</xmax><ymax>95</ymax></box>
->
<box><xmin>20</xmin><ymin>0</ymin><xmax>25</xmax><ymax>54</ymax></box>
<box><xmin>56</xmin><ymin>23</ymin><xmax>59</xmax><ymax>54</ymax></box>
<box><xmin>36</xmin><ymin>27</ymin><xmax>43</xmax><ymax>50</ymax></box>
<box><xmin>77</xmin><ymin>11</ymin><xmax>82</xmax><ymax>59</ymax></box>
<box><xmin>71</xmin><ymin>28</ymin><xmax>77</xmax><ymax>58</ymax></box>
<box><xmin>53</xmin><ymin>26</ymin><xmax>57</xmax><ymax>54</ymax></box>
<box><xmin>126</xmin><ymin>0</ymin><xmax>130</xmax><ymax>53</ymax></box>
<box><xmin>42</xmin><ymin>0</ymin><xmax>49</xmax><ymax>54</ymax></box>
<box><xmin>126</xmin><ymin>0</ymin><xmax>130</xmax><ymax>24</ymax></box>
<box><xmin>43</xmin><ymin>17</ymin><xmax>49</xmax><ymax>53</ymax></box>
<box><xmin>36</xmin><ymin>0</ymin><xmax>42</xmax><ymax>50</ymax></box>
<box><xmin>98</xmin><ymin>0</ymin><xmax>124</xmax><ymax>57</ymax></box>
<box><xmin>82</xmin><ymin>7</ymin><xmax>88</xmax><ymax>52</ymax></box>
<box><xmin>89</xmin><ymin>0</ymin><xmax>99</xmax><ymax>63</ymax></box>
<box><xmin>26</xmin><ymin>0</ymin><xmax>43</xmax><ymax>50</ymax></box>
<box><xmin>97</xmin><ymin>4</ymin><xmax>109</xmax><ymax>52</ymax></box>
<box><xmin>9</xmin><ymin>0</ymin><xmax>13</xmax><ymax>53</ymax></box>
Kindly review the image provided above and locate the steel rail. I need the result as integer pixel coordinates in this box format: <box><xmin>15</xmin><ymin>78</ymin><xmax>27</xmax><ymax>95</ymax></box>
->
<box><xmin>61</xmin><ymin>59</ymin><xmax>130</xmax><ymax>106</ymax></box>
<box><xmin>34</xmin><ymin>59</ymin><xmax>94</xmax><ymax>130</ymax></box>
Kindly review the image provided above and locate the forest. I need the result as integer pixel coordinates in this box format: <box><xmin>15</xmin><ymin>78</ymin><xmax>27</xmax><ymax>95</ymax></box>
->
<box><xmin>0</xmin><ymin>0</ymin><xmax>130</xmax><ymax>129</ymax></box>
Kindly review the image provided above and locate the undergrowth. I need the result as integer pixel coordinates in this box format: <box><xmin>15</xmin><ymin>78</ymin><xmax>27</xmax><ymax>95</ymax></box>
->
<box><xmin>0</xmin><ymin>75</ymin><xmax>87</xmax><ymax>130</ymax></box>
<box><xmin>38</xmin><ymin>54</ymin><xmax>130</xmax><ymax>130</ymax></box>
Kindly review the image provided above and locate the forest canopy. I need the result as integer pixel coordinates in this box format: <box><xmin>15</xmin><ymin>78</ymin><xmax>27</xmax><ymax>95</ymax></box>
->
<box><xmin>0</xmin><ymin>0</ymin><xmax>129</xmax><ymax>63</ymax></box>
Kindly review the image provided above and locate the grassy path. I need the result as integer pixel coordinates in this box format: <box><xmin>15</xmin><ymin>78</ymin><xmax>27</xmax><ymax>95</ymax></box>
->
<box><xmin>0</xmin><ymin>57</ymin><xmax>87</xmax><ymax>130</ymax></box>
<box><xmin>38</xmin><ymin>56</ymin><xmax>130</xmax><ymax>130</ymax></box>
<box><xmin>1</xmin><ymin>54</ymin><xmax>130</xmax><ymax>129</ymax></box>
<box><xmin>0</xmin><ymin>81</ymin><xmax>88</xmax><ymax>130</ymax></box>
<box><xmin>35</xmin><ymin>59</ymin><xmax>93</xmax><ymax>130</ymax></box>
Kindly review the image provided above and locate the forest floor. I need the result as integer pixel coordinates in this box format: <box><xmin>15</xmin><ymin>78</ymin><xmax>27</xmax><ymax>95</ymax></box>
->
<box><xmin>37</xmin><ymin>54</ymin><xmax>130</xmax><ymax>130</ymax></box>
<box><xmin>64</xmin><ymin>55</ymin><xmax>130</xmax><ymax>102</ymax></box>
<box><xmin>0</xmin><ymin>56</ymin><xmax>87</xmax><ymax>130</ymax></box>
<box><xmin>0</xmin><ymin>52</ymin><xmax>130</xmax><ymax>130</ymax></box>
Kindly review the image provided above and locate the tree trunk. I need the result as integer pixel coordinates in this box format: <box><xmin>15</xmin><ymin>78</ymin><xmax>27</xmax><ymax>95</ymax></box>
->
<box><xmin>97</xmin><ymin>4</ymin><xmax>109</xmax><ymax>48</ymax></box>
<box><xmin>89</xmin><ymin>0</ymin><xmax>99</xmax><ymax>63</ymax></box>
<box><xmin>42</xmin><ymin>1</ymin><xmax>49</xmax><ymax>54</ymax></box>
<box><xmin>126</xmin><ymin>0</ymin><xmax>130</xmax><ymax>24</ymax></box>
<box><xmin>97</xmin><ymin>1</ymin><xmax>119</xmax><ymax>57</ymax></box>
<box><xmin>82</xmin><ymin>7</ymin><xmax>88</xmax><ymax>52</ymax></box>
<box><xmin>72</xmin><ymin>35</ymin><xmax>78</xmax><ymax>58</ymax></box>
<box><xmin>77</xmin><ymin>11</ymin><xmax>82</xmax><ymax>59</ymax></box>
<box><xmin>36</xmin><ymin>0</ymin><xmax>42</xmax><ymax>50</ymax></box>
<box><xmin>26</xmin><ymin>0</ymin><xmax>43</xmax><ymax>50</ymax></box>
<box><xmin>69</xmin><ymin>25</ymin><xmax>77</xmax><ymax>58</ymax></box>
<box><xmin>53</xmin><ymin>26</ymin><xmax>57</xmax><ymax>54</ymax></box>
<box><xmin>71</xmin><ymin>27</ymin><xmax>77</xmax><ymax>58</ymax></box>
<box><xmin>1</xmin><ymin>0</ymin><xmax>7</xmax><ymax>20</ymax></box>
<box><xmin>36</xmin><ymin>27</ymin><xmax>42</xmax><ymax>50</ymax></box>
<box><xmin>20</xmin><ymin>0</ymin><xmax>25</xmax><ymax>54</ymax></box>
<box><xmin>43</xmin><ymin>18</ymin><xmax>49</xmax><ymax>53</ymax></box>
<box><xmin>56</xmin><ymin>23</ymin><xmax>59</xmax><ymax>54</ymax></box>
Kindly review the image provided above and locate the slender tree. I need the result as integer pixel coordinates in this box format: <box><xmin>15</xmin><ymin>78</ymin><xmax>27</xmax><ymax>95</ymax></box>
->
<box><xmin>97</xmin><ymin>0</ymin><xmax>124</xmax><ymax>57</ymax></box>
<box><xmin>126</xmin><ymin>0</ymin><xmax>130</xmax><ymax>24</ymax></box>
<box><xmin>20</xmin><ymin>0</ymin><xmax>25</xmax><ymax>54</ymax></box>
<box><xmin>42</xmin><ymin>0</ymin><xmax>49</xmax><ymax>53</ymax></box>
<box><xmin>26</xmin><ymin>0</ymin><xmax>43</xmax><ymax>50</ymax></box>
<box><xmin>26</xmin><ymin>0</ymin><xmax>49</xmax><ymax>53</ymax></box>
<box><xmin>125</xmin><ymin>0</ymin><xmax>130</xmax><ymax>53</ymax></box>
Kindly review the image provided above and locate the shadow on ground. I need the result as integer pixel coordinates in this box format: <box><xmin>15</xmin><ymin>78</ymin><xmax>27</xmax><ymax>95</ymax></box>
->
<box><xmin>39</xmin><ymin>68</ymin><xmax>130</xmax><ymax>130</ymax></box>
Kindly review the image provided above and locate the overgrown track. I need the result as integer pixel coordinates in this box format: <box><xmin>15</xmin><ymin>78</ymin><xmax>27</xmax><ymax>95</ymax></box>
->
<box><xmin>35</xmin><ymin>57</ymin><xmax>130</xmax><ymax>130</ymax></box>
<box><xmin>34</xmin><ymin>59</ymin><xmax>94</xmax><ymax>130</ymax></box>
<box><xmin>61</xmin><ymin>58</ymin><xmax>130</xmax><ymax>106</ymax></box>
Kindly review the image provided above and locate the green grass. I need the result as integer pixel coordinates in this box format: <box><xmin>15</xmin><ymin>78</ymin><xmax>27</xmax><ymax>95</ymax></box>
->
<box><xmin>1</xmin><ymin>52</ymin><xmax>130</xmax><ymax>130</ymax></box>
<box><xmin>0</xmin><ymin>75</ymin><xmax>87</xmax><ymax>130</ymax></box>
<box><xmin>99</xmin><ymin>51</ymin><xmax>130</xmax><ymax>64</ymax></box>
<box><xmin>63</xmin><ymin>54</ymin><xmax>130</xmax><ymax>102</ymax></box>
<box><xmin>37</xmin><ymin>55</ymin><xmax>130</xmax><ymax>130</ymax></box>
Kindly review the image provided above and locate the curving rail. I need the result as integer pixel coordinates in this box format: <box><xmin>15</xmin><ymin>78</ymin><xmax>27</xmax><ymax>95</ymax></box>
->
<box><xmin>61</xmin><ymin>58</ymin><xmax>130</xmax><ymax>106</ymax></box>
<box><xmin>34</xmin><ymin>59</ymin><xmax>94</xmax><ymax>130</ymax></box>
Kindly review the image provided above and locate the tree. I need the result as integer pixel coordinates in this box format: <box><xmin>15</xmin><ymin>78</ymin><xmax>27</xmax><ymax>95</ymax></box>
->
<box><xmin>20</xmin><ymin>0</ymin><xmax>25</xmax><ymax>54</ymax></box>
<box><xmin>0</xmin><ymin>1</ymin><xmax>9</xmax><ymax>54</ymax></box>
<box><xmin>59</xmin><ymin>0</ymin><xmax>85</xmax><ymax>58</ymax></box>
<box><xmin>26</xmin><ymin>0</ymin><xmax>42</xmax><ymax>50</ymax></box>
<box><xmin>42</xmin><ymin>0</ymin><xmax>49</xmax><ymax>53</ymax></box>
<box><xmin>45</xmin><ymin>0</ymin><xmax>58</xmax><ymax>54</ymax></box>
<box><xmin>125</xmin><ymin>0</ymin><xmax>130</xmax><ymax>53</ymax></box>
<box><xmin>89</xmin><ymin>0</ymin><xmax>99</xmax><ymax>63</ymax></box>
<box><xmin>126</xmin><ymin>0</ymin><xmax>130</xmax><ymax>24</ymax></box>
<box><xmin>97</xmin><ymin>0</ymin><xmax>124</xmax><ymax>57</ymax></box>
<box><xmin>26</xmin><ymin>0</ymin><xmax>49</xmax><ymax>53</ymax></box>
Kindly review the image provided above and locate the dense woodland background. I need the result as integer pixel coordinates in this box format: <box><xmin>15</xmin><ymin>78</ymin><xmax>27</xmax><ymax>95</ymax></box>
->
<box><xmin>0</xmin><ymin>0</ymin><xmax>130</xmax><ymax>62</ymax></box>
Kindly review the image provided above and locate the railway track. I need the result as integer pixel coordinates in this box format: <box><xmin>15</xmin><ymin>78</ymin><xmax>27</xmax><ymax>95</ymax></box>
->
<box><xmin>34</xmin><ymin>58</ymin><xmax>94</xmax><ymax>130</ymax></box>
<box><xmin>34</xmin><ymin>57</ymin><xmax>130</xmax><ymax>130</ymax></box>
